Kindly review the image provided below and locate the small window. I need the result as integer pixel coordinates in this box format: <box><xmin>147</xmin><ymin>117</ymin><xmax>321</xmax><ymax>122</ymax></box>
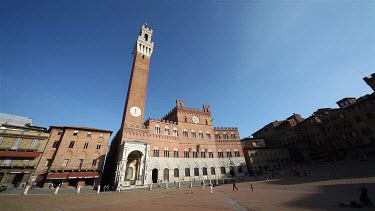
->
<box><xmin>52</xmin><ymin>141</ymin><xmax>60</xmax><ymax>148</ymax></box>
<box><xmin>87</xmin><ymin>132</ymin><xmax>92</xmax><ymax>137</ymax></box>
<box><xmin>208</xmin><ymin>149</ymin><xmax>213</xmax><ymax>158</ymax></box>
<box><xmin>192</xmin><ymin>149</ymin><xmax>198</xmax><ymax>158</ymax></box>
<box><xmin>164</xmin><ymin>127</ymin><xmax>170</xmax><ymax>135</ymax></box>
<box><xmin>218</xmin><ymin>149</ymin><xmax>223</xmax><ymax>158</ymax></box>
<box><xmin>199</xmin><ymin>132</ymin><xmax>203</xmax><ymax>139</ymax></box>
<box><xmin>155</xmin><ymin>125</ymin><xmax>160</xmax><ymax>134</ymax></box>
<box><xmin>73</xmin><ymin>131</ymin><xmax>78</xmax><ymax>136</ymax></box>
<box><xmin>31</xmin><ymin>139</ymin><xmax>39</xmax><ymax>147</ymax></box>
<box><xmin>203</xmin><ymin>167</ymin><xmax>207</xmax><ymax>175</ymax></box>
<box><xmin>206</xmin><ymin>132</ymin><xmax>211</xmax><ymax>139</ymax></box>
<box><xmin>226</xmin><ymin>149</ymin><xmax>232</xmax><ymax>157</ymax></box>
<box><xmin>185</xmin><ymin>168</ymin><xmax>190</xmax><ymax>177</ymax></box>
<box><xmin>62</xmin><ymin>159</ymin><xmax>69</xmax><ymax>166</ymax></box>
<box><xmin>194</xmin><ymin>168</ymin><xmax>199</xmax><ymax>176</ymax></box>
<box><xmin>183</xmin><ymin>116</ymin><xmax>187</xmax><ymax>122</ymax></box>
<box><xmin>69</xmin><ymin>141</ymin><xmax>75</xmax><ymax>148</ymax></box>
<box><xmin>234</xmin><ymin>149</ymin><xmax>240</xmax><ymax>157</ymax></box>
<box><xmin>183</xmin><ymin>130</ymin><xmax>188</xmax><ymax>138</ymax></box>
<box><xmin>191</xmin><ymin>131</ymin><xmax>196</xmax><ymax>138</ymax></box>
<box><xmin>223</xmin><ymin>133</ymin><xmax>228</xmax><ymax>139</ymax></box>
<box><xmin>84</xmin><ymin>142</ymin><xmax>89</xmax><ymax>149</ymax></box>
<box><xmin>99</xmin><ymin>133</ymin><xmax>104</xmax><ymax>138</ymax></box>
<box><xmin>184</xmin><ymin>149</ymin><xmax>189</xmax><ymax>158</ymax></box>
<box><xmin>11</xmin><ymin>138</ymin><xmax>22</xmax><ymax>149</ymax></box>
<box><xmin>220</xmin><ymin>167</ymin><xmax>226</xmax><ymax>174</ymax></box>
<box><xmin>211</xmin><ymin>167</ymin><xmax>215</xmax><ymax>175</ymax></box>
<box><xmin>96</xmin><ymin>142</ymin><xmax>101</xmax><ymax>149</ymax></box>
<box><xmin>174</xmin><ymin>168</ymin><xmax>179</xmax><ymax>177</ymax></box>
<box><xmin>92</xmin><ymin>159</ymin><xmax>97</xmax><ymax>166</ymax></box>
<box><xmin>205</xmin><ymin>119</ymin><xmax>208</xmax><ymax>125</ymax></box>
<box><xmin>231</xmin><ymin>133</ymin><xmax>236</xmax><ymax>139</ymax></box>
<box><xmin>201</xmin><ymin>151</ymin><xmax>206</xmax><ymax>158</ymax></box>
<box><xmin>45</xmin><ymin>159</ymin><xmax>52</xmax><ymax>167</ymax></box>
<box><xmin>174</xmin><ymin>148</ymin><xmax>179</xmax><ymax>158</ymax></box>
<box><xmin>173</xmin><ymin>128</ymin><xmax>178</xmax><ymax>136</ymax></box>
<box><xmin>153</xmin><ymin>147</ymin><xmax>159</xmax><ymax>157</ymax></box>
<box><xmin>215</xmin><ymin>133</ymin><xmax>221</xmax><ymax>139</ymax></box>
<box><xmin>164</xmin><ymin>148</ymin><xmax>169</xmax><ymax>157</ymax></box>
<box><xmin>58</xmin><ymin>130</ymin><xmax>63</xmax><ymax>135</ymax></box>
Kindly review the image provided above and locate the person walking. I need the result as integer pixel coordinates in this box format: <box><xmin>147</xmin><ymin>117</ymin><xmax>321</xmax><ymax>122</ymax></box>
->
<box><xmin>231</xmin><ymin>178</ymin><xmax>238</xmax><ymax>192</ymax></box>
<box><xmin>209</xmin><ymin>182</ymin><xmax>213</xmax><ymax>194</ymax></box>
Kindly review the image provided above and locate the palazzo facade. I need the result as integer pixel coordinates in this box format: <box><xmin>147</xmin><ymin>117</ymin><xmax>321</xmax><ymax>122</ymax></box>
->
<box><xmin>103</xmin><ymin>25</ymin><xmax>246</xmax><ymax>189</ymax></box>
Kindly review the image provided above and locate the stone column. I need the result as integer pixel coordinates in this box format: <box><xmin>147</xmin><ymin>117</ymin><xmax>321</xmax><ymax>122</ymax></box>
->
<box><xmin>139</xmin><ymin>158</ymin><xmax>145</xmax><ymax>184</ymax></box>
<box><xmin>54</xmin><ymin>186</ymin><xmax>60</xmax><ymax>195</ymax></box>
<box><xmin>22</xmin><ymin>186</ymin><xmax>30</xmax><ymax>195</ymax></box>
<box><xmin>76</xmin><ymin>186</ymin><xmax>81</xmax><ymax>194</ymax></box>
<box><xmin>198</xmin><ymin>168</ymin><xmax>203</xmax><ymax>181</ymax></box>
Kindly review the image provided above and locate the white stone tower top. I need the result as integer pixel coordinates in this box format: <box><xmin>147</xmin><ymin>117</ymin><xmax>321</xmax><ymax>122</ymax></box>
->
<box><xmin>133</xmin><ymin>24</ymin><xmax>154</xmax><ymax>57</ymax></box>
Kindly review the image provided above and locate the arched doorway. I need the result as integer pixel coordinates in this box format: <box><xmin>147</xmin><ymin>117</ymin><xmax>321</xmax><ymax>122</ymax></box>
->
<box><xmin>163</xmin><ymin>168</ymin><xmax>169</xmax><ymax>183</ymax></box>
<box><xmin>152</xmin><ymin>169</ymin><xmax>158</xmax><ymax>183</ymax></box>
<box><xmin>229</xmin><ymin>166</ymin><xmax>235</xmax><ymax>177</ymax></box>
<box><xmin>125</xmin><ymin>150</ymin><xmax>143</xmax><ymax>185</ymax></box>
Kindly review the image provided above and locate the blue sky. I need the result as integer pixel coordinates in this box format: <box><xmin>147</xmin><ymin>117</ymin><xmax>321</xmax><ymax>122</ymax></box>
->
<box><xmin>0</xmin><ymin>0</ymin><xmax>374</xmax><ymax>138</ymax></box>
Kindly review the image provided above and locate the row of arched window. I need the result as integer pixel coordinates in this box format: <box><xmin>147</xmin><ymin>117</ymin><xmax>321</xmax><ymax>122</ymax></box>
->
<box><xmin>154</xmin><ymin>125</ymin><xmax>237</xmax><ymax>139</ymax></box>
<box><xmin>172</xmin><ymin>167</ymin><xmax>243</xmax><ymax>177</ymax></box>
<box><xmin>153</xmin><ymin>147</ymin><xmax>241</xmax><ymax>158</ymax></box>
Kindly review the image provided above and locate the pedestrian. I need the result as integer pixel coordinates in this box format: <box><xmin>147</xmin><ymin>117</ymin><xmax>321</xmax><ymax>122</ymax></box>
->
<box><xmin>158</xmin><ymin>179</ymin><xmax>161</xmax><ymax>188</ymax></box>
<box><xmin>231</xmin><ymin>178</ymin><xmax>238</xmax><ymax>192</ymax></box>
<box><xmin>209</xmin><ymin>182</ymin><xmax>213</xmax><ymax>194</ymax></box>
<box><xmin>31</xmin><ymin>182</ymin><xmax>36</xmax><ymax>189</ymax></box>
<box><xmin>201</xmin><ymin>180</ymin><xmax>205</xmax><ymax>190</ymax></box>
<box><xmin>250</xmin><ymin>184</ymin><xmax>253</xmax><ymax>191</ymax></box>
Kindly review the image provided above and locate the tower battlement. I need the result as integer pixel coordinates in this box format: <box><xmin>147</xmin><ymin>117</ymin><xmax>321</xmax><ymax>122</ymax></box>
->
<box><xmin>364</xmin><ymin>73</ymin><xmax>375</xmax><ymax>92</ymax></box>
<box><xmin>133</xmin><ymin>24</ymin><xmax>154</xmax><ymax>57</ymax></box>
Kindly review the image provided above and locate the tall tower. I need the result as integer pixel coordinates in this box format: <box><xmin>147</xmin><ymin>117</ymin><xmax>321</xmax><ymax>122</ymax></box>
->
<box><xmin>121</xmin><ymin>24</ymin><xmax>154</xmax><ymax>131</ymax></box>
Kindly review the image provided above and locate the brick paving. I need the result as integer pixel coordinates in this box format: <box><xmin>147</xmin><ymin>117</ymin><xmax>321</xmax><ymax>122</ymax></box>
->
<box><xmin>1</xmin><ymin>159</ymin><xmax>375</xmax><ymax>210</ymax></box>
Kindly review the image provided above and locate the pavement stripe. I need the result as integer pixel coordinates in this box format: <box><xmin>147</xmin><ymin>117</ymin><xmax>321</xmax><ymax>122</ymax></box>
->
<box><xmin>220</xmin><ymin>192</ymin><xmax>247</xmax><ymax>211</ymax></box>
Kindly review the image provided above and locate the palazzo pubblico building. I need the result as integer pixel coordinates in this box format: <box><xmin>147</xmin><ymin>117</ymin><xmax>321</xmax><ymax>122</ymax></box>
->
<box><xmin>103</xmin><ymin>25</ymin><xmax>246</xmax><ymax>189</ymax></box>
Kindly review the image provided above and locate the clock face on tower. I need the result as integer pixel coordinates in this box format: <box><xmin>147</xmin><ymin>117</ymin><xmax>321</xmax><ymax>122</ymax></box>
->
<box><xmin>192</xmin><ymin>116</ymin><xmax>200</xmax><ymax>124</ymax></box>
<box><xmin>130</xmin><ymin>106</ymin><xmax>142</xmax><ymax>117</ymax></box>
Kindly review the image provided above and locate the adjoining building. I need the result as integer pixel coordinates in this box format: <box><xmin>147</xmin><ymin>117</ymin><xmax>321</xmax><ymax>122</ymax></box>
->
<box><xmin>103</xmin><ymin>25</ymin><xmax>246</xmax><ymax>190</ymax></box>
<box><xmin>0</xmin><ymin>114</ymin><xmax>49</xmax><ymax>188</ymax></box>
<box><xmin>241</xmin><ymin>138</ymin><xmax>290</xmax><ymax>176</ymax></box>
<box><xmin>251</xmin><ymin>73</ymin><xmax>375</xmax><ymax>163</ymax></box>
<box><xmin>34</xmin><ymin>126</ymin><xmax>112</xmax><ymax>189</ymax></box>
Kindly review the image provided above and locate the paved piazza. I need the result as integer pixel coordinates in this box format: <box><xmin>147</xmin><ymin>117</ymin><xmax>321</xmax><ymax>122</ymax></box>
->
<box><xmin>1</xmin><ymin>160</ymin><xmax>375</xmax><ymax>210</ymax></box>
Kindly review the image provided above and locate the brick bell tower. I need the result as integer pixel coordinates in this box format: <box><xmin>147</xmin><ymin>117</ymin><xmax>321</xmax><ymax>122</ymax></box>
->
<box><xmin>121</xmin><ymin>24</ymin><xmax>154</xmax><ymax>132</ymax></box>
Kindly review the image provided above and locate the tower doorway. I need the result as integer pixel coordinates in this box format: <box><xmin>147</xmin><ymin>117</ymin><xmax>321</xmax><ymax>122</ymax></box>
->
<box><xmin>229</xmin><ymin>166</ymin><xmax>235</xmax><ymax>177</ymax></box>
<box><xmin>163</xmin><ymin>168</ymin><xmax>169</xmax><ymax>183</ymax></box>
<box><xmin>152</xmin><ymin>169</ymin><xmax>158</xmax><ymax>183</ymax></box>
<box><xmin>125</xmin><ymin>150</ymin><xmax>143</xmax><ymax>185</ymax></box>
